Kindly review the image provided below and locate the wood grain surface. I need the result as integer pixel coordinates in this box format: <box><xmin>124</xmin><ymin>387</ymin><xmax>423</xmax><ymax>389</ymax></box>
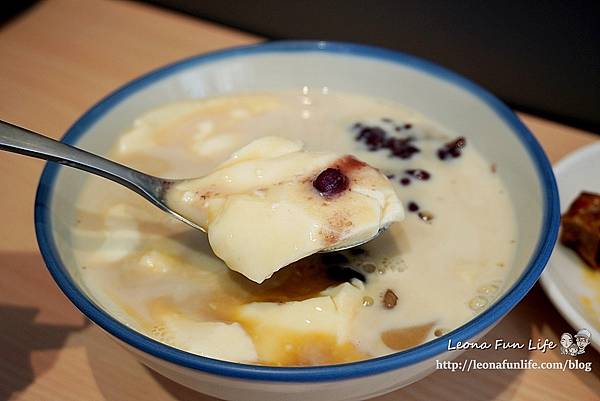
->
<box><xmin>0</xmin><ymin>1</ymin><xmax>598</xmax><ymax>400</ymax></box>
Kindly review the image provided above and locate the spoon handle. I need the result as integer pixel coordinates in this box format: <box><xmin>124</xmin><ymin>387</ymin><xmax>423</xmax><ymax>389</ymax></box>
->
<box><xmin>0</xmin><ymin>120</ymin><xmax>164</xmax><ymax>202</ymax></box>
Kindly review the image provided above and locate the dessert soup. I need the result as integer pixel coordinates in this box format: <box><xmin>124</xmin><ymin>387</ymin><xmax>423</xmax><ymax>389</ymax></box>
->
<box><xmin>70</xmin><ymin>90</ymin><xmax>517</xmax><ymax>365</ymax></box>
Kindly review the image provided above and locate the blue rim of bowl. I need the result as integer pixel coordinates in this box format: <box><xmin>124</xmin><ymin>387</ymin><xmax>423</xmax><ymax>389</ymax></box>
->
<box><xmin>34</xmin><ymin>40</ymin><xmax>560</xmax><ymax>382</ymax></box>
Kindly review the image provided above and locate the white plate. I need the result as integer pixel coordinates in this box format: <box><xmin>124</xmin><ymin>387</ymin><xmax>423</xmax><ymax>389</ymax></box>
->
<box><xmin>540</xmin><ymin>140</ymin><xmax>600</xmax><ymax>352</ymax></box>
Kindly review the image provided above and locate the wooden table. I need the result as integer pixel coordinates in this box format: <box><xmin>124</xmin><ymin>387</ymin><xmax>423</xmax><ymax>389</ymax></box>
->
<box><xmin>0</xmin><ymin>1</ymin><xmax>598</xmax><ymax>400</ymax></box>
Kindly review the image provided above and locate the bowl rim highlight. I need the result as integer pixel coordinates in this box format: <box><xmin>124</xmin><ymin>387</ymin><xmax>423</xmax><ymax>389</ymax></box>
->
<box><xmin>34</xmin><ymin>40</ymin><xmax>560</xmax><ymax>382</ymax></box>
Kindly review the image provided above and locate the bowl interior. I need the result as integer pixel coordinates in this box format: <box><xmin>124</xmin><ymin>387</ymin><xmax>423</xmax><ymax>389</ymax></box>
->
<box><xmin>37</xmin><ymin>42</ymin><xmax>557</xmax><ymax>379</ymax></box>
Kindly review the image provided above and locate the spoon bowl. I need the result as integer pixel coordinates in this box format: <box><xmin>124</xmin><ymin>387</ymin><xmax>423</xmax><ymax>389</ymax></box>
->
<box><xmin>321</xmin><ymin>224</ymin><xmax>390</xmax><ymax>252</ymax></box>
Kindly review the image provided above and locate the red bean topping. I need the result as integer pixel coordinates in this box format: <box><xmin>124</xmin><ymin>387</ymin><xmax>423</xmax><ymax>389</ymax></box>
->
<box><xmin>353</xmin><ymin>123</ymin><xmax>420</xmax><ymax>159</ymax></box>
<box><xmin>356</xmin><ymin>126</ymin><xmax>387</xmax><ymax>151</ymax></box>
<box><xmin>383</xmin><ymin>289</ymin><xmax>398</xmax><ymax>309</ymax></box>
<box><xmin>408</xmin><ymin>201</ymin><xmax>420</xmax><ymax>212</ymax></box>
<box><xmin>387</xmin><ymin>137</ymin><xmax>420</xmax><ymax>159</ymax></box>
<box><xmin>313</xmin><ymin>168</ymin><xmax>349</xmax><ymax>196</ymax></box>
<box><xmin>437</xmin><ymin>136</ymin><xmax>467</xmax><ymax>160</ymax></box>
<box><xmin>405</xmin><ymin>169</ymin><xmax>431</xmax><ymax>180</ymax></box>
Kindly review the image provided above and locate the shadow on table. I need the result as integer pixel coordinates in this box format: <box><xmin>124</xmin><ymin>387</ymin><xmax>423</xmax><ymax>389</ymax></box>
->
<box><xmin>0</xmin><ymin>253</ymin><xmax>89</xmax><ymax>401</ymax></box>
<box><xmin>149</xmin><ymin>369</ymin><xmax>222</xmax><ymax>401</ymax></box>
<box><xmin>85</xmin><ymin>338</ymin><xmax>222</xmax><ymax>401</ymax></box>
<box><xmin>83</xmin><ymin>315</ymin><xmax>219</xmax><ymax>401</ymax></box>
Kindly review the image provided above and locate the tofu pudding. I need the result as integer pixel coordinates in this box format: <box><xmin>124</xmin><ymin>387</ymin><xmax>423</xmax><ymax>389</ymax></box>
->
<box><xmin>71</xmin><ymin>91</ymin><xmax>517</xmax><ymax>365</ymax></box>
<box><xmin>165</xmin><ymin>136</ymin><xmax>403</xmax><ymax>283</ymax></box>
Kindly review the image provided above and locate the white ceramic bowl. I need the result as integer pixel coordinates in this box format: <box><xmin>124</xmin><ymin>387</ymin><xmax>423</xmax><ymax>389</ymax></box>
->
<box><xmin>35</xmin><ymin>41</ymin><xmax>559</xmax><ymax>401</ymax></box>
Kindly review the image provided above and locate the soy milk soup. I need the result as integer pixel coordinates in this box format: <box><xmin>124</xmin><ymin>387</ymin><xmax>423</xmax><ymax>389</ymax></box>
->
<box><xmin>71</xmin><ymin>91</ymin><xmax>517</xmax><ymax>365</ymax></box>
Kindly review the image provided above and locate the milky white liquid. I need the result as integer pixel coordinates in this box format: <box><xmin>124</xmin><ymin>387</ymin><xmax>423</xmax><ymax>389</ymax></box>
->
<box><xmin>70</xmin><ymin>91</ymin><xmax>517</xmax><ymax>365</ymax></box>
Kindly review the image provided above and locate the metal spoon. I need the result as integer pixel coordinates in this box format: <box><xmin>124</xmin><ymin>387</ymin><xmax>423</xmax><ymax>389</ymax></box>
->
<box><xmin>0</xmin><ymin>120</ymin><xmax>387</xmax><ymax>253</ymax></box>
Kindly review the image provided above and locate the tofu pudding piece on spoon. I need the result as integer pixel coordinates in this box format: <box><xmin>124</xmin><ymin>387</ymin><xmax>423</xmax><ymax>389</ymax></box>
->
<box><xmin>1</xmin><ymin>121</ymin><xmax>400</xmax><ymax>286</ymax></box>
<box><xmin>166</xmin><ymin>136</ymin><xmax>403</xmax><ymax>283</ymax></box>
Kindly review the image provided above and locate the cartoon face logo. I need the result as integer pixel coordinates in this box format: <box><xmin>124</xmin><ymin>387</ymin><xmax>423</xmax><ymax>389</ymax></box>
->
<box><xmin>568</xmin><ymin>344</ymin><xmax>579</xmax><ymax>356</ymax></box>
<box><xmin>560</xmin><ymin>329</ymin><xmax>591</xmax><ymax>356</ymax></box>
<box><xmin>560</xmin><ymin>333</ymin><xmax>573</xmax><ymax>353</ymax></box>
<box><xmin>574</xmin><ymin>329</ymin><xmax>591</xmax><ymax>355</ymax></box>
